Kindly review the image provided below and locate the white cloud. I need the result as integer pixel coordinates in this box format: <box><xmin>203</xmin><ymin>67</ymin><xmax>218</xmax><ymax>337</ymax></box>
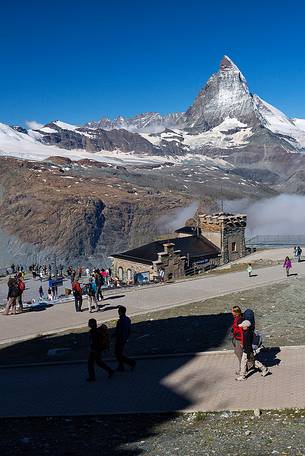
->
<box><xmin>25</xmin><ymin>120</ymin><xmax>44</xmax><ymax>130</ymax></box>
<box><xmin>225</xmin><ymin>194</ymin><xmax>305</xmax><ymax>237</ymax></box>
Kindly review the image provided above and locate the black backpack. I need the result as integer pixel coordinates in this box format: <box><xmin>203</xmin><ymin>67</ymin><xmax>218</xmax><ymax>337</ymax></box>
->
<box><xmin>96</xmin><ymin>324</ymin><xmax>110</xmax><ymax>351</ymax></box>
<box><xmin>9</xmin><ymin>280</ymin><xmax>20</xmax><ymax>298</ymax></box>
<box><xmin>244</xmin><ymin>308</ymin><xmax>255</xmax><ymax>329</ymax></box>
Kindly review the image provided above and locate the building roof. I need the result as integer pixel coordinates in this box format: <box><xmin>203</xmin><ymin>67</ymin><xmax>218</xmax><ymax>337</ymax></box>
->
<box><xmin>112</xmin><ymin>235</ymin><xmax>221</xmax><ymax>265</ymax></box>
<box><xmin>175</xmin><ymin>226</ymin><xmax>201</xmax><ymax>235</ymax></box>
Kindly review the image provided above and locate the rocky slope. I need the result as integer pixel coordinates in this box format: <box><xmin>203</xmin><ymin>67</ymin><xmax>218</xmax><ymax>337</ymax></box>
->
<box><xmin>0</xmin><ymin>157</ymin><xmax>188</xmax><ymax>267</ymax></box>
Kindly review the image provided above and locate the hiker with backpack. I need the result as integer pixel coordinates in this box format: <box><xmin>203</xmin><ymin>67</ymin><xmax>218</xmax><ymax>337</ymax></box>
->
<box><xmin>236</xmin><ymin>320</ymin><xmax>269</xmax><ymax>381</ymax></box>
<box><xmin>87</xmin><ymin>278</ymin><xmax>98</xmax><ymax>313</ymax></box>
<box><xmin>72</xmin><ymin>279</ymin><xmax>83</xmax><ymax>312</ymax></box>
<box><xmin>95</xmin><ymin>271</ymin><xmax>104</xmax><ymax>302</ymax></box>
<box><xmin>87</xmin><ymin>318</ymin><xmax>114</xmax><ymax>382</ymax></box>
<box><xmin>231</xmin><ymin>306</ymin><xmax>245</xmax><ymax>374</ymax></box>
<box><xmin>4</xmin><ymin>277</ymin><xmax>20</xmax><ymax>315</ymax></box>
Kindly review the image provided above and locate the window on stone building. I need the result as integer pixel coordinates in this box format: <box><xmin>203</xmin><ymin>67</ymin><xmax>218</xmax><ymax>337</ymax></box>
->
<box><xmin>231</xmin><ymin>241</ymin><xmax>237</xmax><ymax>252</ymax></box>
<box><xmin>118</xmin><ymin>267</ymin><xmax>123</xmax><ymax>281</ymax></box>
<box><xmin>127</xmin><ymin>269</ymin><xmax>132</xmax><ymax>281</ymax></box>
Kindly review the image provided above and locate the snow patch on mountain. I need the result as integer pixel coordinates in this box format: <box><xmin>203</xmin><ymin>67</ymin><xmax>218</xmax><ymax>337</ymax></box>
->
<box><xmin>254</xmin><ymin>96</ymin><xmax>305</xmax><ymax>149</ymax></box>
<box><xmin>141</xmin><ymin>118</ymin><xmax>253</xmax><ymax>150</ymax></box>
<box><xmin>53</xmin><ymin>120</ymin><xmax>78</xmax><ymax>131</ymax></box>
<box><xmin>292</xmin><ymin>118</ymin><xmax>305</xmax><ymax>132</ymax></box>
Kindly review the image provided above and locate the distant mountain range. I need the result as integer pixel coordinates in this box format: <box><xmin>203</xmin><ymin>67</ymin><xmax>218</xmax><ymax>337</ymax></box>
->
<box><xmin>1</xmin><ymin>55</ymin><xmax>305</xmax><ymax>161</ymax></box>
<box><xmin>1</xmin><ymin>55</ymin><xmax>305</xmax><ymax>267</ymax></box>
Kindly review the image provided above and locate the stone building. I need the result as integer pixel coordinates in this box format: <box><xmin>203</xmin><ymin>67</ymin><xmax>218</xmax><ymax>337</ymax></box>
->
<box><xmin>198</xmin><ymin>213</ymin><xmax>247</xmax><ymax>264</ymax></box>
<box><xmin>111</xmin><ymin>234</ymin><xmax>221</xmax><ymax>284</ymax></box>
<box><xmin>111</xmin><ymin>212</ymin><xmax>247</xmax><ymax>283</ymax></box>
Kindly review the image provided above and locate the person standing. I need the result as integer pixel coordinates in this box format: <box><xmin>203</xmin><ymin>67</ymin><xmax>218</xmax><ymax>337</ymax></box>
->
<box><xmin>87</xmin><ymin>278</ymin><xmax>98</xmax><ymax>313</ymax></box>
<box><xmin>246</xmin><ymin>263</ymin><xmax>253</xmax><ymax>278</ymax></box>
<box><xmin>231</xmin><ymin>306</ymin><xmax>244</xmax><ymax>375</ymax></box>
<box><xmin>283</xmin><ymin>256</ymin><xmax>292</xmax><ymax>277</ymax></box>
<box><xmin>236</xmin><ymin>320</ymin><xmax>269</xmax><ymax>381</ymax></box>
<box><xmin>17</xmin><ymin>273</ymin><xmax>25</xmax><ymax>312</ymax></box>
<box><xmin>114</xmin><ymin>306</ymin><xmax>136</xmax><ymax>371</ymax></box>
<box><xmin>159</xmin><ymin>268</ymin><xmax>165</xmax><ymax>283</ymax></box>
<box><xmin>39</xmin><ymin>285</ymin><xmax>44</xmax><ymax>299</ymax></box>
<box><xmin>72</xmin><ymin>279</ymin><xmax>83</xmax><ymax>312</ymax></box>
<box><xmin>4</xmin><ymin>277</ymin><xmax>19</xmax><ymax>315</ymax></box>
<box><xmin>87</xmin><ymin>318</ymin><xmax>114</xmax><ymax>382</ymax></box>
<box><xmin>296</xmin><ymin>246</ymin><xmax>302</xmax><ymax>263</ymax></box>
<box><xmin>95</xmin><ymin>272</ymin><xmax>104</xmax><ymax>301</ymax></box>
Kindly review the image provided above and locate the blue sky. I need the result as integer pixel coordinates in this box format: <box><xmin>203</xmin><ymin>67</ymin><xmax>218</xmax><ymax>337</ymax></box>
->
<box><xmin>1</xmin><ymin>0</ymin><xmax>305</xmax><ymax>127</ymax></box>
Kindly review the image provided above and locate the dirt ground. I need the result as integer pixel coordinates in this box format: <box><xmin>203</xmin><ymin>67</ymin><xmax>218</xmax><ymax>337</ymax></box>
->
<box><xmin>0</xmin><ymin>410</ymin><xmax>304</xmax><ymax>456</ymax></box>
<box><xmin>1</xmin><ymin>276</ymin><xmax>305</xmax><ymax>365</ymax></box>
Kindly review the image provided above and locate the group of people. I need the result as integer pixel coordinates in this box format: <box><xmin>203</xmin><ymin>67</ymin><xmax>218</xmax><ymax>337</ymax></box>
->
<box><xmin>87</xmin><ymin>305</ymin><xmax>136</xmax><ymax>382</ymax></box>
<box><xmin>231</xmin><ymin>306</ymin><xmax>269</xmax><ymax>381</ymax></box>
<box><xmin>3</xmin><ymin>273</ymin><xmax>26</xmax><ymax>315</ymax></box>
<box><xmin>72</xmin><ymin>268</ymin><xmax>110</xmax><ymax>313</ymax></box>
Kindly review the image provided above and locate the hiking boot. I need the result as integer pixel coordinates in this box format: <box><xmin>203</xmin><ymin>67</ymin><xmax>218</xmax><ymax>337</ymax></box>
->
<box><xmin>261</xmin><ymin>367</ymin><xmax>269</xmax><ymax>377</ymax></box>
<box><xmin>235</xmin><ymin>375</ymin><xmax>247</xmax><ymax>381</ymax></box>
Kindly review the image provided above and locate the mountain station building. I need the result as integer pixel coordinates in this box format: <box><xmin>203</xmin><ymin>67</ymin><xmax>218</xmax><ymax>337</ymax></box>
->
<box><xmin>111</xmin><ymin>212</ymin><xmax>247</xmax><ymax>284</ymax></box>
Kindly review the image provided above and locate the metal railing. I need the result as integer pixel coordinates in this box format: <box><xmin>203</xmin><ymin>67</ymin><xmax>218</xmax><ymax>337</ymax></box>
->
<box><xmin>246</xmin><ymin>235</ymin><xmax>305</xmax><ymax>247</ymax></box>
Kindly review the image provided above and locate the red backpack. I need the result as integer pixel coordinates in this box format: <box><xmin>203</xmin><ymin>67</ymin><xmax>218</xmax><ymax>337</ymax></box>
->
<box><xmin>18</xmin><ymin>280</ymin><xmax>25</xmax><ymax>293</ymax></box>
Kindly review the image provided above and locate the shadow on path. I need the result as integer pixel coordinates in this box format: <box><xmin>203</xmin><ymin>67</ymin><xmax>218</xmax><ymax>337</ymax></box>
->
<box><xmin>0</xmin><ymin>313</ymin><xmax>233</xmax><ymax>455</ymax></box>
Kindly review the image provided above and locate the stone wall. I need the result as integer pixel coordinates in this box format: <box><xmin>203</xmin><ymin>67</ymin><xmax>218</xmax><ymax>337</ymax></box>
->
<box><xmin>111</xmin><ymin>243</ymin><xmax>186</xmax><ymax>284</ymax></box>
<box><xmin>112</xmin><ymin>258</ymin><xmax>154</xmax><ymax>284</ymax></box>
<box><xmin>153</xmin><ymin>243</ymin><xmax>185</xmax><ymax>281</ymax></box>
<box><xmin>199</xmin><ymin>213</ymin><xmax>247</xmax><ymax>264</ymax></box>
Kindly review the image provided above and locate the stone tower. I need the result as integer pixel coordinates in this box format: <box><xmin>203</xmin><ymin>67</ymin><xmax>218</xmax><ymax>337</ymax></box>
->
<box><xmin>198</xmin><ymin>213</ymin><xmax>247</xmax><ymax>264</ymax></box>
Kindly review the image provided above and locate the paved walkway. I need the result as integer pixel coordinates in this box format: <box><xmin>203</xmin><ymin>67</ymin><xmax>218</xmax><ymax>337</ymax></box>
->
<box><xmin>0</xmin><ymin>346</ymin><xmax>303</xmax><ymax>416</ymax></box>
<box><xmin>1</xmin><ymin>261</ymin><xmax>305</xmax><ymax>344</ymax></box>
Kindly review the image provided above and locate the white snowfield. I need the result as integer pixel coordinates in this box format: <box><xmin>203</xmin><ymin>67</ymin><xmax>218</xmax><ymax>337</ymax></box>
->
<box><xmin>0</xmin><ymin>123</ymin><xmax>166</xmax><ymax>165</ymax></box>
<box><xmin>253</xmin><ymin>95</ymin><xmax>305</xmax><ymax>149</ymax></box>
<box><xmin>0</xmin><ymin>122</ymin><xmax>237</xmax><ymax>172</ymax></box>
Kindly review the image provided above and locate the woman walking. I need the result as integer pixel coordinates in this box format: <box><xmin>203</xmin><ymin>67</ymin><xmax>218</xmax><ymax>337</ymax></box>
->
<box><xmin>283</xmin><ymin>256</ymin><xmax>292</xmax><ymax>277</ymax></box>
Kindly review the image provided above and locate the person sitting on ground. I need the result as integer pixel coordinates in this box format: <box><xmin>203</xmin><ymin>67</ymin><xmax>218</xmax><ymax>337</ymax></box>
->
<box><xmin>236</xmin><ymin>320</ymin><xmax>269</xmax><ymax>381</ymax></box>
<box><xmin>87</xmin><ymin>318</ymin><xmax>114</xmax><ymax>382</ymax></box>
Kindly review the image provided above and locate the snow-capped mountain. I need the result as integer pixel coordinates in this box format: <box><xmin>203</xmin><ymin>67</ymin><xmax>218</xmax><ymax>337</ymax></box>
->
<box><xmin>1</xmin><ymin>54</ymin><xmax>305</xmax><ymax>165</ymax></box>
<box><xmin>86</xmin><ymin>112</ymin><xmax>185</xmax><ymax>133</ymax></box>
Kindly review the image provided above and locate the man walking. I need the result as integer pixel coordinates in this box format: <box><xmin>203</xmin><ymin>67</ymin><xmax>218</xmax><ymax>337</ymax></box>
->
<box><xmin>87</xmin><ymin>318</ymin><xmax>114</xmax><ymax>382</ymax></box>
<box><xmin>72</xmin><ymin>279</ymin><xmax>83</xmax><ymax>312</ymax></box>
<box><xmin>114</xmin><ymin>306</ymin><xmax>136</xmax><ymax>371</ymax></box>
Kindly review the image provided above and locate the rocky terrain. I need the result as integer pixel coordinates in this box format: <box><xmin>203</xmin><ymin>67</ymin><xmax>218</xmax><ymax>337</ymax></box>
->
<box><xmin>1</xmin><ymin>55</ymin><xmax>305</xmax><ymax>265</ymax></box>
<box><xmin>0</xmin><ymin>157</ymin><xmax>190</xmax><ymax>267</ymax></box>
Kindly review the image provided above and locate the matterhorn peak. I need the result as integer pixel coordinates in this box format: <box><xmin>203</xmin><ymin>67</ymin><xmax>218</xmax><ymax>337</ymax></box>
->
<box><xmin>185</xmin><ymin>55</ymin><xmax>257</xmax><ymax>131</ymax></box>
<box><xmin>220</xmin><ymin>55</ymin><xmax>241</xmax><ymax>72</ymax></box>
